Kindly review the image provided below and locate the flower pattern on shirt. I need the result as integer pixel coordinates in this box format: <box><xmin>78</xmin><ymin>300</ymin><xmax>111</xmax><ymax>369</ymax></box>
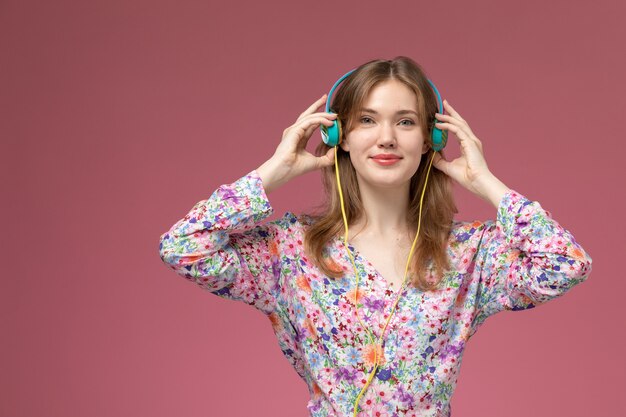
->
<box><xmin>159</xmin><ymin>169</ymin><xmax>592</xmax><ymax>417</ymax></box>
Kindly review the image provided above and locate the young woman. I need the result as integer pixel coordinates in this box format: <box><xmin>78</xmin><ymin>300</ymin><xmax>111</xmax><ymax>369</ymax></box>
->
<box><xmin>158</xmin><ymin>56</ymin><xmax>592</xmax><ymax>417</ymax></box>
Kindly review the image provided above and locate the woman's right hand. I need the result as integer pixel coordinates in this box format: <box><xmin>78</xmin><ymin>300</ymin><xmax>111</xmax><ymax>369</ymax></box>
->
<box><xmin>257</xmin><ymin>94</ymin><xmax>338</xmax><ymax>194</ymax></box>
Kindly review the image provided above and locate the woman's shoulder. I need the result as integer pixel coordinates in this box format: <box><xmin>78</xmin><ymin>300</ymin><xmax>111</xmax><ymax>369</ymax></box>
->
<box><xmin>448</xmin><ymin>218</ymin><xmax>497</xmax><ymax>246</ymax></box>
<box><xmin>279</xmin><ymin>211</ymin><xmax>320</xmax><ymax>226</ymax></box>
<box><xmin>265</xmin><ymin>211</ymin><xmax>317</xmax><ymax>231</ymax></box>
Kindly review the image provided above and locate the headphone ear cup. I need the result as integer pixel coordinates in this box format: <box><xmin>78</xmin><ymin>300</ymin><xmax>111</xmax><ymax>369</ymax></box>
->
<box><xmin>322</xmin><ymin>119</ymin><xmax>342</xmax><ymax>147</ymax></box>
<box><xmin>431</xmin><ymin>123</ymin><xmax>448</xmax><ymax>151</ymax></box>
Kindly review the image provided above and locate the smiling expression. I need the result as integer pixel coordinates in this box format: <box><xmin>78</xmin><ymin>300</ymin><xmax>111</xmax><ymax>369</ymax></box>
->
<box><xmin>340</xmin><ymin>79</ymin><xmax>429</xmax><ymax>190</ymax></box>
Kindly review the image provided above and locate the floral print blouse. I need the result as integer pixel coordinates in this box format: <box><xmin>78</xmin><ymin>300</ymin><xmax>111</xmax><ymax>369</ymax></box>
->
<box><xmin>158</xmin><ymin>169</ymin><xmax>592</xmax><ymax>417</ymax></box>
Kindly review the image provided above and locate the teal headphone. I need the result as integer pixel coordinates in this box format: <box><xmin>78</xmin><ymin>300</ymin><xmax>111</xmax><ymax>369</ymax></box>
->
<box><xmin>320</xmin><ymin>69</ymin><xmax>448</xmax><ymax>151</ymax></box>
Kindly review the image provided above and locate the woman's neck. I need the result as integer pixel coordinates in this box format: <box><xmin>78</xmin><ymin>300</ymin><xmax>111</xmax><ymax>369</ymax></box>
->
<box><xmin>349</xmin><ymin>180</ymin><xmax>413</xmax><ymax>241</ymax></box>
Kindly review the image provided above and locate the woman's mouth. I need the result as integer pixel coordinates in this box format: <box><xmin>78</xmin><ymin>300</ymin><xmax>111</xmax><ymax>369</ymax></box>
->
<box><xmin>371</xmin><ymin>156</ymin><xmax>401</xmax><ymax>166</ymax></box>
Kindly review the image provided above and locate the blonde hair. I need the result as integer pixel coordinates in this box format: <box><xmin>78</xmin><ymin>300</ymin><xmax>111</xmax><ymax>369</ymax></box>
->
<box><xmin>302</xmin><ymin>56</ymin><xmax>458</xmax><ymax>291</ymax></box>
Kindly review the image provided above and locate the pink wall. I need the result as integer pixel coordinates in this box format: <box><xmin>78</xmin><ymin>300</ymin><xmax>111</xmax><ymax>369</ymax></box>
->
<box><xmin>2</xmin><ymin>0</ymin><xmax>623</xmax><ymax>416</ymax></box>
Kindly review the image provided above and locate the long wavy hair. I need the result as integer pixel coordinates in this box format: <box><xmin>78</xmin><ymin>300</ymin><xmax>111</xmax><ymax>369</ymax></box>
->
<box><xmin>302</xmin><ymin>56</ymin><xmax>458</xmax><ymax>291</ymax></box>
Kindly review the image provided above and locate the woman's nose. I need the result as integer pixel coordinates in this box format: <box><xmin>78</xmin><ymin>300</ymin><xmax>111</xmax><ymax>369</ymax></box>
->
<box><xmin>377</xmin><ymin>123</ymin><xmax>397</xmax><ymax>147</ymax></box>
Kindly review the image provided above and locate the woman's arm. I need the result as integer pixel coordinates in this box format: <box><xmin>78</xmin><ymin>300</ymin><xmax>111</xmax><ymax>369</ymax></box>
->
<box><xmin>158</xmin><ymin>169</ymin><xmax>283</xmax><ymax>314</ymax></box>
<box><xmin>158</xmin><ymin>93</ymin><xmax>344</xmax><ymax>313</ymax></box>
<box><xmin>466</xmin><ymin>189</ymin><xmax>593</xmax><ymax>336</ymax></box>
<box><xmin>429</xmin><ymin>100</ymin><xmax>591</xmax><ymax>335</ymax></box>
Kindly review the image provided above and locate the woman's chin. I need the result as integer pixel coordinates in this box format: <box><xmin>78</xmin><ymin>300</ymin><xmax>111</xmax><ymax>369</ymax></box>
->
<box><xmin>359</xmin><ymin>175</ymin><xmax>412</xmax><ymax>190</ymax></box>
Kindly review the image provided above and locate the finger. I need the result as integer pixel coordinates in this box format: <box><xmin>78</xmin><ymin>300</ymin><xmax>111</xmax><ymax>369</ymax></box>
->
<box><xmin>432</xmin><ymin>153</ymin><xmax>450</xmax><ymax>175</ymax></box>
<box><xmin>316</xmin><ymin>147</ymin><xmax>336</xmax><ymax>169</ymax></box>
<box><xmin>436</xmin><ymin>123</ymin><xmax>483</xmax><ymax>157</ymax></box>
<box><xmin>301</xmin><ymin>112</ymin><xmax>336</xmax><ymax>127</ymax></box>
<box><xmin>288</xmin><ymin>115</ymin><xmax>336</xmax><ymax>142</ymax></box>
<box><xmin>291</xmin><ymin>113</ymin><xmax>336</xmax><ymax>130</ymax></box>
<box><xmin>435</xmin><ymin>111</ymin><xmax>471</xmax><ymax>131</ymax></box>
<box><xmin>434</xmin><ymin>122</ymin><xmax>474</xmax><ymax>144</ymax></box>
<box><xmin>303</xmin><ymin>122</ymin><xmax>324</xmax><ymax>144</ymax></box>
<box><xmin>435</xmin><ymin>113</ymin><xmax>477</xmax><ymax>140</ymax></box>
<box><xmin>443</xmin><ymin>99</ymin><xmax>466</xmax><ymax>122</ymax></box>
<box><xmin>304</xmin><ymin>120</ymin><xmax>333</xmax><ymax>141</ymax></box>
<box><xmin>297</xmin><ymin>94</ymin><xmax>329</xmax><ymax>122</ymax></box>
<box><xmin>294</xmin><ymin>113</ymin><xmax>337</xmax><ymax>136</ymax></box>
<box><xmin>435</xmin><ymin>112</ymin><xmax>481</xmax><ymax>144</ymax></box>
<box><xmin>303</xmin><ymin>124</ymin><xmax>315</xmax><ymax>140</ymax></box>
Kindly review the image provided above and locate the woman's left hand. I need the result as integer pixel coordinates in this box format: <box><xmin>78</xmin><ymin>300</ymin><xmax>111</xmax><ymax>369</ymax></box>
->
<box><xmin>431</xmin><ymin>99</ymin><xmax>495</xmax><ymax>197</ymax></box>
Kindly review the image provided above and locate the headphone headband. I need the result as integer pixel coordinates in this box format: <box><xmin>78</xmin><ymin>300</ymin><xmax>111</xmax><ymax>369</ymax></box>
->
<box><xmin>321</xmin><ymin>67</ymin><xmax>447</xmax><ymax>151</ymax></box>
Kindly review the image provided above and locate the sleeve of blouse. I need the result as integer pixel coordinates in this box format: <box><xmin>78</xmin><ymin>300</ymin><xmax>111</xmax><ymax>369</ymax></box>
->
<box><xmin>158</xmin><ymin>169</ymin><xmax>282</xmax><ymax>315</ymax></box>
<box><xmin>468</xmin><ymin>189</ymin><xmax>593</xmax><ymax>335</ymax></box>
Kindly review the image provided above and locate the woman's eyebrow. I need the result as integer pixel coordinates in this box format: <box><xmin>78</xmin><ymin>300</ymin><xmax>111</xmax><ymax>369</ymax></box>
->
<box><xmin>360</xmin><ymin>108</ymin><xmax>418</xmax><ymax>116</ymax></box>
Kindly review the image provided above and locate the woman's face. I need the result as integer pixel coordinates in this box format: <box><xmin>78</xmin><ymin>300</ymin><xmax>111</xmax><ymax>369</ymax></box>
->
<box><xmin>340</xmin><ymin>79</ymin><xmax>429</xmax><ymax>191</ymax></box>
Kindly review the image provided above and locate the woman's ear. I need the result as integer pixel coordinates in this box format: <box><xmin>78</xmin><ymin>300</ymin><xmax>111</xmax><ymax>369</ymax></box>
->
<box><xmin>339</xmin><ymin>137</ymin><xmax>350</xmax><ymax>152</ymax></box>
<box><xmin>422</xmin><ymin>140</ymin><xmax>430</xmax><ymax>154</ymax></box>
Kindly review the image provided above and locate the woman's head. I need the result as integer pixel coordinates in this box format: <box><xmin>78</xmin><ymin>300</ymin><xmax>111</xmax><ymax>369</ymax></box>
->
<box><xmin>338</xmin><ymin>78</ymin><xmax>429</xmax><ymax>192</ymax></box>
<box><xmin>329</xmin><ymin>57</ymin><xmax>441</xmax><ymax>154</ymax></box>
<box><xmin>314</xmin><ymin>56</ymin><xmax>450</xmax><ymax>222</ymax></box>
<box><xmin>306</xmin><ymin>56</ymin><xmax>457</xmax><ymax>291</ymax></box>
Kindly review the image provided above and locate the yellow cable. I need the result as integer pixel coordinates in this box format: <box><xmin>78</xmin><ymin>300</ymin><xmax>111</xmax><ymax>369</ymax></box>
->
<box><xmin>332</xmin><ymin>147</ymin><xmax>437</xmax><ymax>416</ymax></box>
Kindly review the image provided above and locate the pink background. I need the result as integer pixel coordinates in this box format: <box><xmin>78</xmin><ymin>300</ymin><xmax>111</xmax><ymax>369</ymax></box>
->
<box><xmin>2</xmin><ymin>0</ymin><xmax>624</xmax><ymax>416</ymax></box>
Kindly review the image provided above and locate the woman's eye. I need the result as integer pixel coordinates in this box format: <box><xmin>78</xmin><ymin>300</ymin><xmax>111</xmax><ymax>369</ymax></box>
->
<box><xmin>359</xmin><ymin>117</ymin><xmax>415</xmax><ymax>125</ymax></box>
